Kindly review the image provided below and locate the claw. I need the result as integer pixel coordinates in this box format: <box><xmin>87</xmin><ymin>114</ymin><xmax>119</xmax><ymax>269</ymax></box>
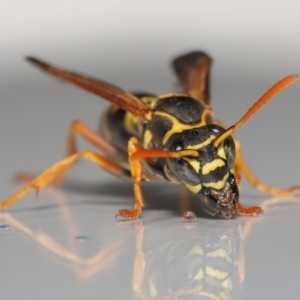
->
<box><xmin>115</xmin><ymin>209</ymin><xmax>140</xmax><ymax>219</ymax></box>
<box><xmin>237</xmin><ymin>203</ymin><xmax>264</xmax><ymax>215</ymax></box>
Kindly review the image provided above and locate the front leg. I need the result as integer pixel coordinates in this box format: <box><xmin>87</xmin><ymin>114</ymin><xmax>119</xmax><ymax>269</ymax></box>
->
<box><xmin>116</xmin><ymin>137</ymin><xmax>145</xmax><ymax>219</ymax></box>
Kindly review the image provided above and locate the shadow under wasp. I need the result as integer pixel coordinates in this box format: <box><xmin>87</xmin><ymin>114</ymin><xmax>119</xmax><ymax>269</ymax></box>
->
<box><xmin>1</xmin><ymin>51</ymin><xmax>299</xmax><ymax>218</ymax></box>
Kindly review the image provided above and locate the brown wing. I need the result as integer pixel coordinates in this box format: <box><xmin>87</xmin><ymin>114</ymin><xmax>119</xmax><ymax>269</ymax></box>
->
<box><xmin>172</xmin><ymin>51</ymin><xmax>212</xmax><ymax>105</ymax></box>
<box><xmin>26</xmin><ymin>57</ymin><xmax>151</xmax><ymax>117</ymax></box>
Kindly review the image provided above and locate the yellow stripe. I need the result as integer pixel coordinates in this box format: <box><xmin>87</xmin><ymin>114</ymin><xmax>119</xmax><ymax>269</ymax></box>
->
<box><xmin>222</xmin><ymin>277</ymin><xmax>231</xmax><ymax>289</ymax></box>
<box><xmin>187</xmin><ymin>246</ymin><xmax>204</xmax><ymax>256</ymax></box>
<box><xmin>158</xmin><ymin>93</ymin><xmax>187</xmax><ymax>99</ymax></box>
<box><xmin>144</xmin><ymin>111</ymin><xmax>152</xmax><ymax>120</ymax></box>
<box><xmin>184</xmin><ymin>183</ymin><xmax>202</xmax><ymax>193</ymax></box>
<box><xmin>194</xmin><ymin>268</ymin><xmax>204</xmax><ymax>281</ymax></box>
<box><xmin>183</xmin><ymin>158</ymin><xmax>200</xmax><ymax>173</ymax></box>
<box><xmin>149</xmin><ymin>278</ymin><xmax>158</xmax><ymax>298</ymax></box>
<box><xmin>186</xmin><ymin>135</ymin><xmax>215</xmax><ymax>150</ymax></box>
<box><xmin>140</xmin><ymin>96</ymin><xmax>157</xmax><ymax>106</ymax></box>
<box><xmin>155</xmin><ymin>109</ymin><xmax>213</xmax><ymax>145</ymax></box>
<box><xmin>123</xmin><ymin>112</ymin><xmax>138</xmax><ymax>135</ymax></box>
<box><xmin>217</xmin><ymin>143</ymin><xmax>226</xmax><ymax>159</ymax></box>
<box><xmin>143</xmin><ymin>129</ymin><xmax>153</xmax><ymax>147</ymax></box>
<box><xmin>205</xmin><ymin>266</ymin><xmax>229</xmax><ymax>280</ymax></box>
<box><xmin>202</xmin><ymin>159</ymin><xmax>225</xmax><ymax>175</ymax></box>
<box><xmin>206</xmin><ymin>249</ymin><xmax>232</xmax><ymax>263</ymax></box>
<box><xmin>204</xmin><ymin>173</ymin><xmax>229</xmax><ymax>190</ymax></box>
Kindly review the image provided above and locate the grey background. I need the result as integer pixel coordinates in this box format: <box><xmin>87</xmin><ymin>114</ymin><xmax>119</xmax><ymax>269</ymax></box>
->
<box><xmin>1</xmin><ymin>1</ymin><xmax>300</xmax><ymax>299</ymax></box>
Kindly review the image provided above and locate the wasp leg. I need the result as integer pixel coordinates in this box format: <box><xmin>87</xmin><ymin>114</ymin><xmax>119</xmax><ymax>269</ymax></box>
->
<box><xmin>66</xmin><ymin>119</ymin><xmax>117</xmax><ymax>156</ymax></box>
<box><xmin>61</xmin><ymin>119</ymin><xmax>118</xmax><ymax>185</ymax></box>
<box><xmin>14</xmin><ymin>120</ymin><xmax>118</xmax><ymax>186</ymax></box>
<box><xmin>241</xmin><ymin>159</ymin><xmax>300</xmax><ymax>196</ymax></box>
<box><xmin>0</xmin><ymin>150</ymin><xmax>125</xmax><ymax>209</ymax></box>
<box><xmin>236</xmin><ymin>202</ymin><xmax>263</xmax><ymax>215</ymax></box>
<box><xmin>116</xmin><ymin>137</ymin><xmax>144</xmax><ymax>219</ymax></box>
<box><xmin>234</xmin><ymin>139</ymin><xmax>263</xmax><ymax>215</ymax></box>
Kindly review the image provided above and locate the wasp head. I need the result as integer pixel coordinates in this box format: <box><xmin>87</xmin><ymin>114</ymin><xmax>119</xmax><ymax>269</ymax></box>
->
<box><xmin>165</xmin><ymin>125</ymin><xmax>239</xmax><ymax>218</ymax></box>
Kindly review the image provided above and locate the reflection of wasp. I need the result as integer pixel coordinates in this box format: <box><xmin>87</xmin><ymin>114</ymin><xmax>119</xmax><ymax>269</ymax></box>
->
<box><xmin>1</xmin><ymin>52</ymin><xmax>299</xmax><ymax>218</ymax></box>
<box><xmin>133</xmin><ymin>220</ymin><xmax>244</xmax><ymax>300</ymax></box>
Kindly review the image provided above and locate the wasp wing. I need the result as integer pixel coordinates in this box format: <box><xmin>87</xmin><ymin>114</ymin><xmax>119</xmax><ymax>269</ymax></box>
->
<box><xmin>172</xmin><ymin>51</ymin><xmax>212</xmax><ymax>106</ymax></box>
<box><xmin>26</xmin><ymin>57</ymin><xmax>151</xmax><ymax>117</ymax></box>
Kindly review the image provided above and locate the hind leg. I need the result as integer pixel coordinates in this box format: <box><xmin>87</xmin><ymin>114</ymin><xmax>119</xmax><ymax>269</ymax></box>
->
<box><xmin>0</xmin><ymin>150</ymin><xmax>127</xmax><ymax>209</ymax></box>
<box><xmin>65</xmin><ymin>119</ymin><xmax>117</xmax><ymax>156</ymax></box>
<box><xmin>15</xmin><ymin>119</ymin><xmax>119</xmax><ymax>185</ymax></box>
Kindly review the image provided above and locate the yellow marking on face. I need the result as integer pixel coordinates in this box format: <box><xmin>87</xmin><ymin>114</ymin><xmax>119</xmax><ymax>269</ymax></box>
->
<box><xmin>205</xmin><ymin>266</ymin><xmax>229</xmax><ymax>280</ymax></box>
<box><xmin>158</xmin><ymin>93</ymin><xmax>187</xmax><ymax>99</ymax></box>
<box><xmin>204</xmin><ymin>173</ymin><xmax>229</xmax><ymax>190</ymax></box>
<box><xmin>183</xmin><ymin>157</ymin><xmax>200</xmax><ymax>173</ymax></box>
<box><xmin>217</xmin><ymin>143</ymin><xmax>226</xmax><ymax>159</ymax></box>
<box><xmin>155</xmin><ymin>109</ymin><xmax>213</xmax><ymax>145</ymax></box>
<box><xmin>202</xmin><ymin>159</ymin><xmax>225</xmax><ymax>175</ymax></box>
<box><xmin>143</xmin><ymin>129</ymin><xmax>153</xmax><ymax>147</ymax></box>
<box><xmin>187</xmin><ymin>246</ymin><xmax>204</xmax><ymax>256</ymax></box>
<box><xmin>206</xmin><ymin>249</ymin><xmax>232</xmax><ymax>263</ymax></box>
<box><xmin>230</xmin><ymin>168</ymin><xmax>235</xmax><ymax>175</ymax></box>
<box><xmin>186</xmin><ymin>135</ymin><xmax>216</xmax><ymax>150</ymax></box>
<box><xmin>123</xmin><ymin>112</ymin><xmax>138</xmax><ymax>136</ymax></box>
<box><xmin>184</xmin><ymin>183</ymin><xmax>202</xmax><ymax>194</ymax></box>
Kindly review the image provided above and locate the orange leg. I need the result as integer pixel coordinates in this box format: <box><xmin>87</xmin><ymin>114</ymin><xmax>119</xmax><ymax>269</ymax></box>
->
<box><xmin>241</xmin><ymin>158</ymin><xmax>300</xmax><ymax>196</ymax></box>
<box><xmin>116</xmin><ymin>137</ymin><xmax>144</xmax><ymax>219</ymax></box>
<box><xmin>115</xmin><ymin>138</ymin><xmax>199</xmax><ymax>219</ymax></box>
<box><xmin>235</xmin><ymin>138</ymin><xmax>300</xmax><ymax>215</ymax></box>
<box><xmin>0</xmin><ymin>150</ymin><xmax>125</xmax><ymax>209</ymax></box>
<box><xmin>14</xmin><ymin>120</ymin><xmax>118</xmax><ymax>186</ymax></box>
<box><xmin>66</xmin><ymin>119</ymin><xmax>117</xmax><ymax>156</ymax></box>
<box><xmin>236</xmin><ymin>202</ymin><xmax>263</xmax><ymax>215</ymax></box>
<box><xmin>234</xmin><ymin>139</ymin><xmax>263</xmax><ymax>215</ymax></box>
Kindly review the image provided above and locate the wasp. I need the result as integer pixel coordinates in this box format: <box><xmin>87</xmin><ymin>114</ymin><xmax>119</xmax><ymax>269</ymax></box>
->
<box><xmin>1</xmin><ymin>51</ymin><xmax>299</xmax><ymax>218</ymax></box>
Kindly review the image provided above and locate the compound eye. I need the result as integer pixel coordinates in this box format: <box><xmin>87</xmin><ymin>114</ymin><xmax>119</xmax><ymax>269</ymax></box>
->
<box><xmin>167</xmin><ymin>157</ymin><xmax>200</xmax><ymax>187</ymax></box>
<box><xmin>223</xmin><ymin>137</ymin><xmax>235</xmax><ymax>168</ymax></box>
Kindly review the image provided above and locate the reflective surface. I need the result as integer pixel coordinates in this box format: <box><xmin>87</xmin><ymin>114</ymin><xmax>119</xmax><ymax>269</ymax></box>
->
<box><xmin>1</xmin><ymin>1</ymin><xmax>300</xmax><ymax>299</ymax></box>
<box><xmin>0</xmin><ymin>188</ymin><xmax>300</xmax><ymax>299</ymax></box>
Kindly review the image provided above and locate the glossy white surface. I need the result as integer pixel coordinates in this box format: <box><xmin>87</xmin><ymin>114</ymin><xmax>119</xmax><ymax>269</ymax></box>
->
<box><xmin>1</xmin><ymin>1</ymin><xmax>300</xmax><ymax>299</ymax></box>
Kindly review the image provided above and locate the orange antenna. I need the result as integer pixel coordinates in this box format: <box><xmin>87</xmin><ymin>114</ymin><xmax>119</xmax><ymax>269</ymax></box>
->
<box><xmin>129</xmin><ymin>149</ymin><xmax>198</xmax><ymax>161</ymax></box>
<box><xmin>213</xmin><ymin>74</ymin><xmax>299</xmax><ymax>148</ymax></box>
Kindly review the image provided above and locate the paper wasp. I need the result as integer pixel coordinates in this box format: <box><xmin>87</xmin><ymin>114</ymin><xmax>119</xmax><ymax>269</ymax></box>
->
<box><xmin>1</xmin><ymin>51</ymin><xmax>299</xmax><ymax>219</ymax></box>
